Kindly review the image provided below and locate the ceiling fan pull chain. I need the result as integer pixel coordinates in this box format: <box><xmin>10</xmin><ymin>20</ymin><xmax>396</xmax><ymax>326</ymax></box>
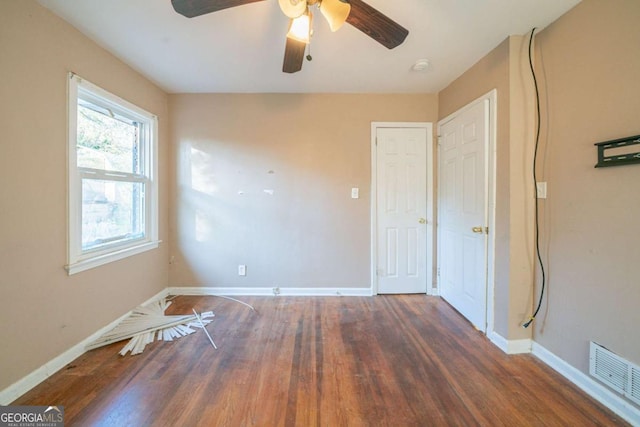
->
<box><xmin>306</xmin><ymin>42</ymin><xmax>313</xmax><ymax>62</ymax></box>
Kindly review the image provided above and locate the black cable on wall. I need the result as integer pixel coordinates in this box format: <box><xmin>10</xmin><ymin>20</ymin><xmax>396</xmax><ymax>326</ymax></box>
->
<box><xmin>522</xmin><ymin>27</ymin><xmax>546</xmax><ymax>329</ymax></box>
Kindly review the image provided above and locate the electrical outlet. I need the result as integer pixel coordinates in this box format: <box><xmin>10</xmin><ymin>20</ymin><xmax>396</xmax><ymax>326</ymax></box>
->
<box><xmin>536</xmin><ymin>182</ymin><xmax>547</xmax><ymax>199</ymax></box>
<box><xmin>238</xmin><ymin>264</ymin><xmax>246</xmax><ymax>276</ymax></box>
<box><xmin>351</xmin><ymin>187</ymin><xmax>359</xmax><ymax>199</ymax></box>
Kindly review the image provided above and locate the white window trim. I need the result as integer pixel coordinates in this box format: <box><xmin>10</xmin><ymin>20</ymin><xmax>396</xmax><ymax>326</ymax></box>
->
<box><xmin>66</xmin><ymin>73</ymin><xmax>159</xmax><ymax>275</ymax></box>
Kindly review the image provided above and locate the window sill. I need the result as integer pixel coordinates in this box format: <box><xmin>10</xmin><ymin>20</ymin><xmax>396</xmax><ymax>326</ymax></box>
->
<box><xmin>66</xmin><ymin>240</ymin><xmax>161</xmax><ymax>275</ymax></box>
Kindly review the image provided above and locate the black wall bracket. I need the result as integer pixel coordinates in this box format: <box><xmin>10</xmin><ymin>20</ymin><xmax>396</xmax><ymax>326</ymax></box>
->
<box><xmin>595</xmin><ymin>134</ymin><xmax>640</xmax><ymax>168</ymax></box>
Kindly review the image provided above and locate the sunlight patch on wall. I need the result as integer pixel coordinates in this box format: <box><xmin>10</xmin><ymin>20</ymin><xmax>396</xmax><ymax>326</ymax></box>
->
<box><xmin>195</xmin><ymin>209</ymin><xmax>212</xmax><ymax>243</ymax></box>
<box><xmin>190</xmin><ymin>145</ymin><xmax>217</xmax><ymax>196</ymax></box>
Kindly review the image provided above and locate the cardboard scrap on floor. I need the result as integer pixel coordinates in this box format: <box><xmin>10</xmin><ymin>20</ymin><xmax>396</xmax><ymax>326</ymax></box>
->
<box><xmin>86</xmin><ymin>299</ymin><xmax>215</xmax><ymax>356</ymax></box>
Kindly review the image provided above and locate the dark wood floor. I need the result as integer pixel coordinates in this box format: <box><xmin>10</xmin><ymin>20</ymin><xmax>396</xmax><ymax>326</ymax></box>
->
<box><xmin>14</xmin><ymin>295</ymin><xmax>628</xmax><ymax>426</ymax></box>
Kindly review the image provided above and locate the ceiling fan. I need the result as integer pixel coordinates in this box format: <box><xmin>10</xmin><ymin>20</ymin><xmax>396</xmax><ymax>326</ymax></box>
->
<box><xmin>171</xmin><ymin>0</ymin><xmax>409</xmax><ymax>73</ymax></box>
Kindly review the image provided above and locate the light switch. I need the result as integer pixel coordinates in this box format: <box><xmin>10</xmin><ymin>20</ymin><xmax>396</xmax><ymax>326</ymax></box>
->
<box><xmin>536</xmin><ymin>182</ymin><xmax>547</xmax><ymax>199</ymax></box>
<box><xmin>351</xmin><ymin>188</ymin><xmax>359</xmax><ymax>199</ymax></box>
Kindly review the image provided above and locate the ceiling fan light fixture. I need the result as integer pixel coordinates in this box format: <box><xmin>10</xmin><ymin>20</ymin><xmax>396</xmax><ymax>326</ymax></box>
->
<box><xmin>319</xmin><ymin>0</ymin><xmax>351</xmax><ymax>32</ymax></box>
<box><xmin>286</xmin><ymin>10</ymin><xmax>313</xmax><ymax>44</ymax></box>
<box><xmin>279</xmin><ymin>0</ymin><xmax>307</xmax><ymax>18</ymax></box>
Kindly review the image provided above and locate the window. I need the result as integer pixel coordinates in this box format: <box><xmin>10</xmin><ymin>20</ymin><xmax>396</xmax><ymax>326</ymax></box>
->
<box><xmin>67</xmin><ymin>74</ymin><xmax>158</xmax><ymax>274</ymax></box>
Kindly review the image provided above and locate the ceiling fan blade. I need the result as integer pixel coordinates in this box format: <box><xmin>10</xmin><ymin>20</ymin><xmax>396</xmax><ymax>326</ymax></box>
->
<box><xmin>345</xmin><ymin>0</ymin><xmax>409</xmax><ymax>49</ymax></box>
<box><xmin>282</xmin><ymin>37</ymin><xmax>306</xmax><ymax>73</ymax></box>
<box><xmin>171</xmin><ymin>0</ymin><xmax>265</xmax><ymax>18</ymax></box>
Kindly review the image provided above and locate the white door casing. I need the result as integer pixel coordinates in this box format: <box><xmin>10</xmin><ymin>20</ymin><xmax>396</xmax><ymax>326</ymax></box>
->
<box><xmin>372</xmin><ymin>123</ymin><xmax>433</xmax><ymax>294</ymax></box>
<box><xmin>438</xmin><ymin>98</ymin><xmax>490</xmax><ymax>331</ymax></box>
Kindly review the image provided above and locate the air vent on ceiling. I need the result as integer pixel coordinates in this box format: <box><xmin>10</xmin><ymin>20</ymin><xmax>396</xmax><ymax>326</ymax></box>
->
<box><xmin>590</xmin><ymin>341</ymin><xmax>640</xmax><ymax>406</ymax></box>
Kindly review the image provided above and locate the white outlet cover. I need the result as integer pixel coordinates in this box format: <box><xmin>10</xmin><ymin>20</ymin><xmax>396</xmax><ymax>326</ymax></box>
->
<box><xmin>536</xmin><ymin>182</ymin><xmax>547</xmax><ymax>199</ymax></box>
<box><xmin>351</xmin><ymin>188</ymin><xmax>359</xmax><ymax>199</ymax></box>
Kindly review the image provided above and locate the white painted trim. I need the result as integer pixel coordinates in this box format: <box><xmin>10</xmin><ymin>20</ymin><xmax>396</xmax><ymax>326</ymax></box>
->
<box><xmin>487</xmin><ymin>90</ymin><xmax>498</xmax><ymax>339</ymax></box>
<box><xmin>532</xmin><ymin>342</ymin><xmax>640</xmax><ymax>426</ymax></box>
<box><xmin>370</xmin><ymin>122</ymin><xmax>434</xmax><ymax>296</ymax></box>
<box><xmin>67</xmin><ymin>73</ymin><xmax>159</xmax><ymax>275</ymax></box>
<box><xmin>425</xmin><ymin>125</ymin><xmax>435</xmax><ymax>295</ymax></box>
<box><xmin>488</xmin><ymin>331</ymin><xmax>509</xmax><ymax>353</ymax></box>
<box><xmin>508</xmin><ymin>339</ymin><xmax>533</xmax><ymax>354</ymax></box>
<box><xmin>436</xmin><ymin>90</ymin><xmax>497</xmax><ymax>334</ymax></box>
<box><xmin>370</xmin><ymin>123</ymin><xmax>378</xmax><ymax>294</ymax></box>
<box><xmin>488</xmin><ymin>332</ymin><xmax>532</xmax><ymax>354</ymax></box>
<box><xmin>0</xmin><ymin>288</ymin><xmax>169</xmax><ymax>405</ymax></box>
<box><xmin>169</xmin><ymin>286</ymin><xmax>373</xmax><ymax>297</ymax></box>
<box><xmin>66</xmin><ymin>240</ymin><xmax>161</xmax><ymax>275</ymax></box>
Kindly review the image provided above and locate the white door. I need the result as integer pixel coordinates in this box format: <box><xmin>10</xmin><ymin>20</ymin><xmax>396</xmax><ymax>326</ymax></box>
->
<box><xmin>438</xmin><ymin>100</ymin><xmax>489</xmax><ymax>331</ymax></box>
<box><xmin>376</xmin><ymin>127</ymin><xmax>428</xmax><ymax>294</ymax></box>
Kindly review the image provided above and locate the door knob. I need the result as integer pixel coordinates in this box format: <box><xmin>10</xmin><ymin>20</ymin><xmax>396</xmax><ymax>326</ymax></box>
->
<box><xmin>418</xmin><ymin>218</ymin><xmax>427</xmax><ymax>224</ymax></box>
<box><xmin>472</xmin><ymin>226</ymin><xmax>484</xmax><ymax>234</ymax></box>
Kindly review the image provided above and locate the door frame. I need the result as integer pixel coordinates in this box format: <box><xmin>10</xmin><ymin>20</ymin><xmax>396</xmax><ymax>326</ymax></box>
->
<box><xmin>436</xmin><ymin>90</ymin><xmax>497</xmax><ymax>334</ymax></box>
<box><xmin>370</xmin><ymin>122</ymin><xmax>434</xmax><ymax>295</ymax></box>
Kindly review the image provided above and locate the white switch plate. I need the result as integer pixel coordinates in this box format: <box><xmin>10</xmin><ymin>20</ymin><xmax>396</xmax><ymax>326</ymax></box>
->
<box><xmin>351</xmin><ymin>188</ymin><xmax>359</xmax><ymax>199</ymax></box>
<box><xmin>238</xmin><ymin>265</ymin><xmax>246</xmax><ymax>276</ymax></box>
<box><xmin>536</xmin><ymin>182</ymin><xmax>547</xmax><ymax>199</ymax></box>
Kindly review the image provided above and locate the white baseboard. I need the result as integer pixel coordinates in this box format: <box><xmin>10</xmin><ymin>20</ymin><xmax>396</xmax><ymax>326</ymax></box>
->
<box><xmin>0</xmin><ymin>288</ymin><xmax>169</xmax><ymax>405</ymax></box>
<box><xmin>532</xmin><ymin>342</ymin><xmax>640</xmax><ymax>426</ymax></box>
<box><xmin>169</xmin><ymin>286</ymin><xmax>373</xmax><ymax>297</ymax></box>
<box><xmin>488</xmin><ymin>331</ymin><xmax>532</xmax><ymax>354</ymax></box>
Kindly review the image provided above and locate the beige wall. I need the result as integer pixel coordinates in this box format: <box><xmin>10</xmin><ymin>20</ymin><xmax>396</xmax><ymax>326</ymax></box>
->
<box><xmin>169</xmin><ymin>93</ymin><xmax>438</xmax><ymax>288</ymax></box>
<box><xmin>534</xmin><ymin>0</ymin><xmax>640</xmax><ymax>373</ymax></box>
<box><xmin>0</xmin><ymin>1</ymin><xmax>169</xmax><ymax>393</ymax></box>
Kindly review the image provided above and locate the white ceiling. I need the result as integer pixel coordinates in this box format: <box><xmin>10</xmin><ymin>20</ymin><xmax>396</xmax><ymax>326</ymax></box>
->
<box><xmin>37</xmin><ymin>0</ymin><xmax>580</xmax><ymax>94</ymax></box>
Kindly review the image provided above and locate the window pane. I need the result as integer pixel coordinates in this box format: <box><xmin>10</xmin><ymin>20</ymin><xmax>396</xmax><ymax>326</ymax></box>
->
<box><xmin>77</xmin><ymin>104</ymin><xmax>139</xmax><ymax>174</ymax></box>
<box><xmin>82</xmin><ymin>179</ymin><xmax>145</xmax><ymax>251</ymax></box>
